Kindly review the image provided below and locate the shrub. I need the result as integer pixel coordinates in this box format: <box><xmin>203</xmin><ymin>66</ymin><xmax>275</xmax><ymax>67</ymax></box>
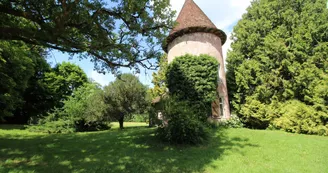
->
<box><xmin>26</xmin><ymin>111</ymin><xmax>75</xmax><ymax>133</ymax></box>
<box><xmin>155</xmin><ymin>97</ymin><xmax>210</xmax><ymax>144</ymax></box>
<box><xmin>208</xmin><ymin>115</ymin><xmax>244</xmax><ymax>129</ymax></box>
<box><xmin>272</xmin><ymin>100</ymin><xmax>328</xmax><ymax>136</ymax></box>
<box><xmin>235</xmin><ymin>98</ymin><xmax>328</xmax><ymax>136</ymax></box>
<box><xmin>239</xmin><ymin>98</ymin><xmax>272</xmax><ymax>129</ymax></box>
<box><xmin>27</xmin><ymin>83</ymin><xmax>109</xmax><ymax>133</ymax></box>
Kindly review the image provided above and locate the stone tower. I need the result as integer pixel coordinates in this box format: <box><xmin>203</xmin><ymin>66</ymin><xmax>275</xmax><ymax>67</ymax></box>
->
<box><xmin>163</xmin><ymin>0</ymin><xmax>230</xmax><ymax>119</ymax></box>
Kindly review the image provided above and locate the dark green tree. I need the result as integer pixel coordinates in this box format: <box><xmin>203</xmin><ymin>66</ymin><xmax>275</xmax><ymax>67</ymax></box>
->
<box><xmin>44</xmin><ymin>62</ymin><xmax>89</xmax><ymax>108</ymax></box>
<box><xmin>9</xmin><ymin>51</ymin><xmax>53</xmax><ymax>124</ymax></box>
<box><xmin>227</xmin><ymin>0</ymin><xmax>328</xmax><ymax>133</ymax></box>
<box><xmin>0</xmin><ymin>0</ymin><xmax>175</xmax><ymax>73</ymax></box>
<box><xmin>103</xmin><ymin>74</ymin><xmax>148</xmax><ymax>129</ymax></box>
<box><xmin>0</xmin><ymin>40</ymin><xmax>40</xmax><ymax>121</ymax></box>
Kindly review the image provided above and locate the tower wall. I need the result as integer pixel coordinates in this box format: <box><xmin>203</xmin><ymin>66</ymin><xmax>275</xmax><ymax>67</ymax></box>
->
<box><xmin>167</xmin><ymin>32</ymin><xmax>231</xmax><ymax>119</ymax></box>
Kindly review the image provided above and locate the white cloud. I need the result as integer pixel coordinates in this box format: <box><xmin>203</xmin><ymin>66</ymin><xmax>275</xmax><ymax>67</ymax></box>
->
<box><xmin>88</xmin><ymin>70</ymin><xmax>114</xmax><ymax>86</ymax></box>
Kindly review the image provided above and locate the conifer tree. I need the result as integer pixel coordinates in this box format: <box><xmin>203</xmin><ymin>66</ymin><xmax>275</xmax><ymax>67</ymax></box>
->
<box><xmin>227</xmin><ymin>0</ymin><xmax>328</xmax><ymax>134</ymax></box>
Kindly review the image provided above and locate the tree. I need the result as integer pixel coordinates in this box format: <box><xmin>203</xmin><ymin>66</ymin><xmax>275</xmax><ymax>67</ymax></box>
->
<box><xmin>61</xmin><ymin>82</ymin><xmax>108</xmax><ymax>131</ymax></box>
<box><xmin>150</xmin><ymin>54</ymin><xmax>168</xmax><ymax>98</ymax></box>
<box><xmin>44</xmin><ymin>62</ymin><xmax>89</xmax><ymax>108</ymax></box>
<box><xmin>9</xmin><ymin>51</ymin><xmax>53</xmax><ymax>124</ymax></box>
<box><xmin>0</xmin><ymin>40</ymin><xmax>40</xmax><ymax>121</ymax></box>
<box><xmin>226</xmin><ymin>0</ymin><xmax>328</xmax><ymax>132</ymax></box>
<box><xmin>0</xmin><ymin>0</ymin><xmax>175</xmax><ymax>73</ymax></box>
<box><xmin>103</xmin><ymin>74</ymin><xmax>148</xmax><ymax>129</ymax></box>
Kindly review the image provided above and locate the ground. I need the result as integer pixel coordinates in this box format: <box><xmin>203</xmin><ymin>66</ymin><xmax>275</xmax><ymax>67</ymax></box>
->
<box><xmin>0</xmin><ymin>123</ymin><xmax>327</xmax><ymax>173</ymax></box>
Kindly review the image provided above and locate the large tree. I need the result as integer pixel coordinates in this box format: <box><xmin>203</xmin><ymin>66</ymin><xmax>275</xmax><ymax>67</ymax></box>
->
<box><xmin>0</xmin><ymin>41</ymin><xmax>38</xmax><ymax>121</ymax></box>
<box><xmin>227</xmin><ymin>0</ymin><xmax>328</xmax><ymax>132</ymax></box>
<box><xmin>0</xmin><ymin>0</ymin><xmax>175</xmax><ymax>73</ymax></box>
<box><xmin>8</xmin><ymin>51</ymin><xmax>53</xmax><ymax>124</ymax></box>
<box><xmin>44</xmin><ymin>62</ymin><xmax>89</xmax><ymax>108</ymax></box>
<box><xmin>103</xmin><ymin>74</ymin><xmax>148</xmax><ymax>129</ymax></box>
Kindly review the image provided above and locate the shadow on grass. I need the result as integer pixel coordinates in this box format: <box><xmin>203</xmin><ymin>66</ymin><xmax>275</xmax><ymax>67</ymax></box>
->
<box><xmin>0</xmin><ymin>124</ymin><xmax>25</xmax><ymax>130</ymax></box>
<box><xmin>0</xmin><ymin>126</ymin><xmax>258</xmax><ymax>173</ymax></box>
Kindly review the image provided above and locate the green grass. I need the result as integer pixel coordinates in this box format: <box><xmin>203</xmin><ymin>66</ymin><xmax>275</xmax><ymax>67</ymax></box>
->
<box><xmin>0</xmin><ymin>123</ymin><xmax>327</xmax><ymax>173</ymax></box>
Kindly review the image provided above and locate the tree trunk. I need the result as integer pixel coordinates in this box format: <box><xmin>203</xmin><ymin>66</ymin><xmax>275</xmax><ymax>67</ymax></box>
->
<box><xmin>119</xmin><ymin>117</ymin><xmax>124</xmax><ymax>129</ymax></box>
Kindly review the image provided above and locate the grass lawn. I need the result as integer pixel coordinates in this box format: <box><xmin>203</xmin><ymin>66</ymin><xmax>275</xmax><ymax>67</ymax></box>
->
<box><xmin>0</xmin><ymin>123</ymin><xmax>327</xmax><ymax>173</ymax></box>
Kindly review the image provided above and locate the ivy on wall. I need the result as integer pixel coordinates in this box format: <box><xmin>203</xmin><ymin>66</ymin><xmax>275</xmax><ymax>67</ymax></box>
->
<box><xmin>166</xmin><ymin>54</ymin><xmax>219</xmax><ymax>119</ymax></box>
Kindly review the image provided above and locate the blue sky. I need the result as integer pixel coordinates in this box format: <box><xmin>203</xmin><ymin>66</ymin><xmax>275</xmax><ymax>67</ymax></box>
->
<box><xmin>48</xmin><ymin>0</ymin><xmax>252</xmax><ymax>87</ymax></box>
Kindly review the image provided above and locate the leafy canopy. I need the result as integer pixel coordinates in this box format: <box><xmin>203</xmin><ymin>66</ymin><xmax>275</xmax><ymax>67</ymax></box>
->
<box><xmin>104</xmin><ymin>73</ymin><xmax>148</xmax><ymax>129</ymax></box>
<box><xmin>0</xmin><ymin>0</ymin><xmax>175</xmax><ymax>73</ymax></box>
<box><xmin>0</xmin><ymin>40</ymin><xmax>41</xmax><ymax>120</ymax></box>
<box><xmin>44</xmin><ymin>62</ymin><xmax>89</xmax><ymax>107</ymax></box>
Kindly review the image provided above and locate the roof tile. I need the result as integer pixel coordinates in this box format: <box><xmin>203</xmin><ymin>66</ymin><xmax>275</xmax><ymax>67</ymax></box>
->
<box><xmin>170</xmin><ymin>0</ymin><xmax>217</xmax><ymax>35</ymax></box>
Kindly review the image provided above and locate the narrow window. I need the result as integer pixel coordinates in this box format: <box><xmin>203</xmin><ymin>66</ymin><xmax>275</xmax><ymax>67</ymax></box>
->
<box><xmin>220</xmin><ymin>97</ymin><xmax>224</xmax><ymax>117</ymax></box>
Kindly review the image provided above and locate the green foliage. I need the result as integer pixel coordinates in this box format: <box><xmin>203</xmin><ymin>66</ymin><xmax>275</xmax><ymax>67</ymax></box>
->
<box><xmin>239</xmin><ymin>98</ymin><xmax>272</xmax><ymax>129</ymax></box>
<box><xmin>166</xmin><ymin>54</ymin><xmax>219</xmax><ymax>120</ymax></box>
<box><xmin>9</xmin><ymin>51</ymin><xmax>53</xmax><ymax>124</ymax></box>
<box><xmin>156</xmin><ymin>54</ymin><xmax>219</xmax><ymax>144</ymax></box>
<box><xmin>1</xmin><ymin>0</ymin><xmax>175</xmax><ymax>73</ymax></box>
<box><xmin>104</xmin><ymin>74</ymin><xmax>149</xmax><ymax>129</ymax></box>
<box><xmin>61</xmin><ymin>82</ymin><xmax>107</xmax><ymax>125</ymax></box>
<box><xmin>27</xmin><ymin>115</ymin><xmax>75</xmax><ymax>134</ymax></box>
<box><xmin>208</xmin><ymin>115</ymin><xmax>244</xmax><ymax>129</ymax></box>
<box><xmin>150</xmin><ymin>54</ymin><xmax>168</xmax><ymax>98</ymax></box>
<box><xmin>45</xmin><ymin>62</ymin><xmax>88</xmax><ymax>107</ymax></box>
<box><xmin>272</xmin><ymin>100</ymin><xmax>328</xmax><ymax>136</ymax></box>
<box><xmin>167</xmin><ymin>54</ymin><xmax>219</xmax><ymax>104</ymax></box>
<box><xmin>227</xmin><ymin>0</ymin><xmax>328</xmax><ymax>134</ymax></box>
<box><xmin>0</xmin><ymin>41</ymin><xmax>39</xmax><ymax>120</ymax></box>
<box><xmin>27</xmin><ymin>83</ymin><xmax>109</xmax><ymax>133</ymax></box>
<box><xmin>127</xmin><ymin>114</ymin><xmax>148</xmax><ymax>123</ymax></box>
<box><xmin>156</xmin><ymin>97</ymin><xmax>210</xmax><ymax>144</ymax></box>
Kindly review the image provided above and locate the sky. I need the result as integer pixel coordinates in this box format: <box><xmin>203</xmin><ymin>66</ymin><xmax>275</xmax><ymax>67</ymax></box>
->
<box><xmin>48</xmin><ymin>0</ymin><xmax>252</xmax><ymax>87</ymax></box>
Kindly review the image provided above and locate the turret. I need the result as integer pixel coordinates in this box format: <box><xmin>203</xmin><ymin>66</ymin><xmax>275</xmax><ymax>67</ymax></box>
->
<box><xmin>163</xmin><ymin>0</ymin><xmax>230</xmax><ymax>119</ymax></box>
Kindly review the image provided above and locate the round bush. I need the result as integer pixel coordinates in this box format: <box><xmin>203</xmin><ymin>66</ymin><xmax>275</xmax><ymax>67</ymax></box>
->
<box><xmin>156</xmin><ymin>97</ymin><xmax>210</xmax><ymax>144</ymax></box>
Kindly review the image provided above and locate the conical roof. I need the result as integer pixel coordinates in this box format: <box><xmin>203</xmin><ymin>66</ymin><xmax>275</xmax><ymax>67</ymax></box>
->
<box><xmin>163</xmin><ymin>0</ymin><xmax>227</xmax><ymax>52</ymax></box>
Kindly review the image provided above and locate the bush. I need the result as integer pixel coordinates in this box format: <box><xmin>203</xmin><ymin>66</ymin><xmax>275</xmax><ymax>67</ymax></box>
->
<box><xmin>26</xmin><ymin>112</ymin><xmax>75</xmax><ymax>133</ymax></box>
<box><xmin>236</xmin><ymin>98</ymin><xmax>327</xmax><ymax>136</ymax></box>
<box><xmin>272</xmin><ymin>100</ymin><xmax>328</xmax><ymax>136</ymax></box>
<box><xmin>239</xmin><ymin>98</ymin><xmax>272</xmax><ymax>129</ymax></box>
<box><xmin>27</xmin><ymin>83</ymin><xmax>110</xmax><ymax>133</ymax></box>
<box><xmin>27</xmin><ymin>116</ymin><xmax>110</xmax><ymax>133</ymax></box>
<box><xmin>155</xmin><ymin>97</ymin><xmax>210</xmax><ymax>144</ymax></box>
<box><xmin>208</xmin><ymin>115</ymin><xmax>244</xmax><ymax>129</ymax></box>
